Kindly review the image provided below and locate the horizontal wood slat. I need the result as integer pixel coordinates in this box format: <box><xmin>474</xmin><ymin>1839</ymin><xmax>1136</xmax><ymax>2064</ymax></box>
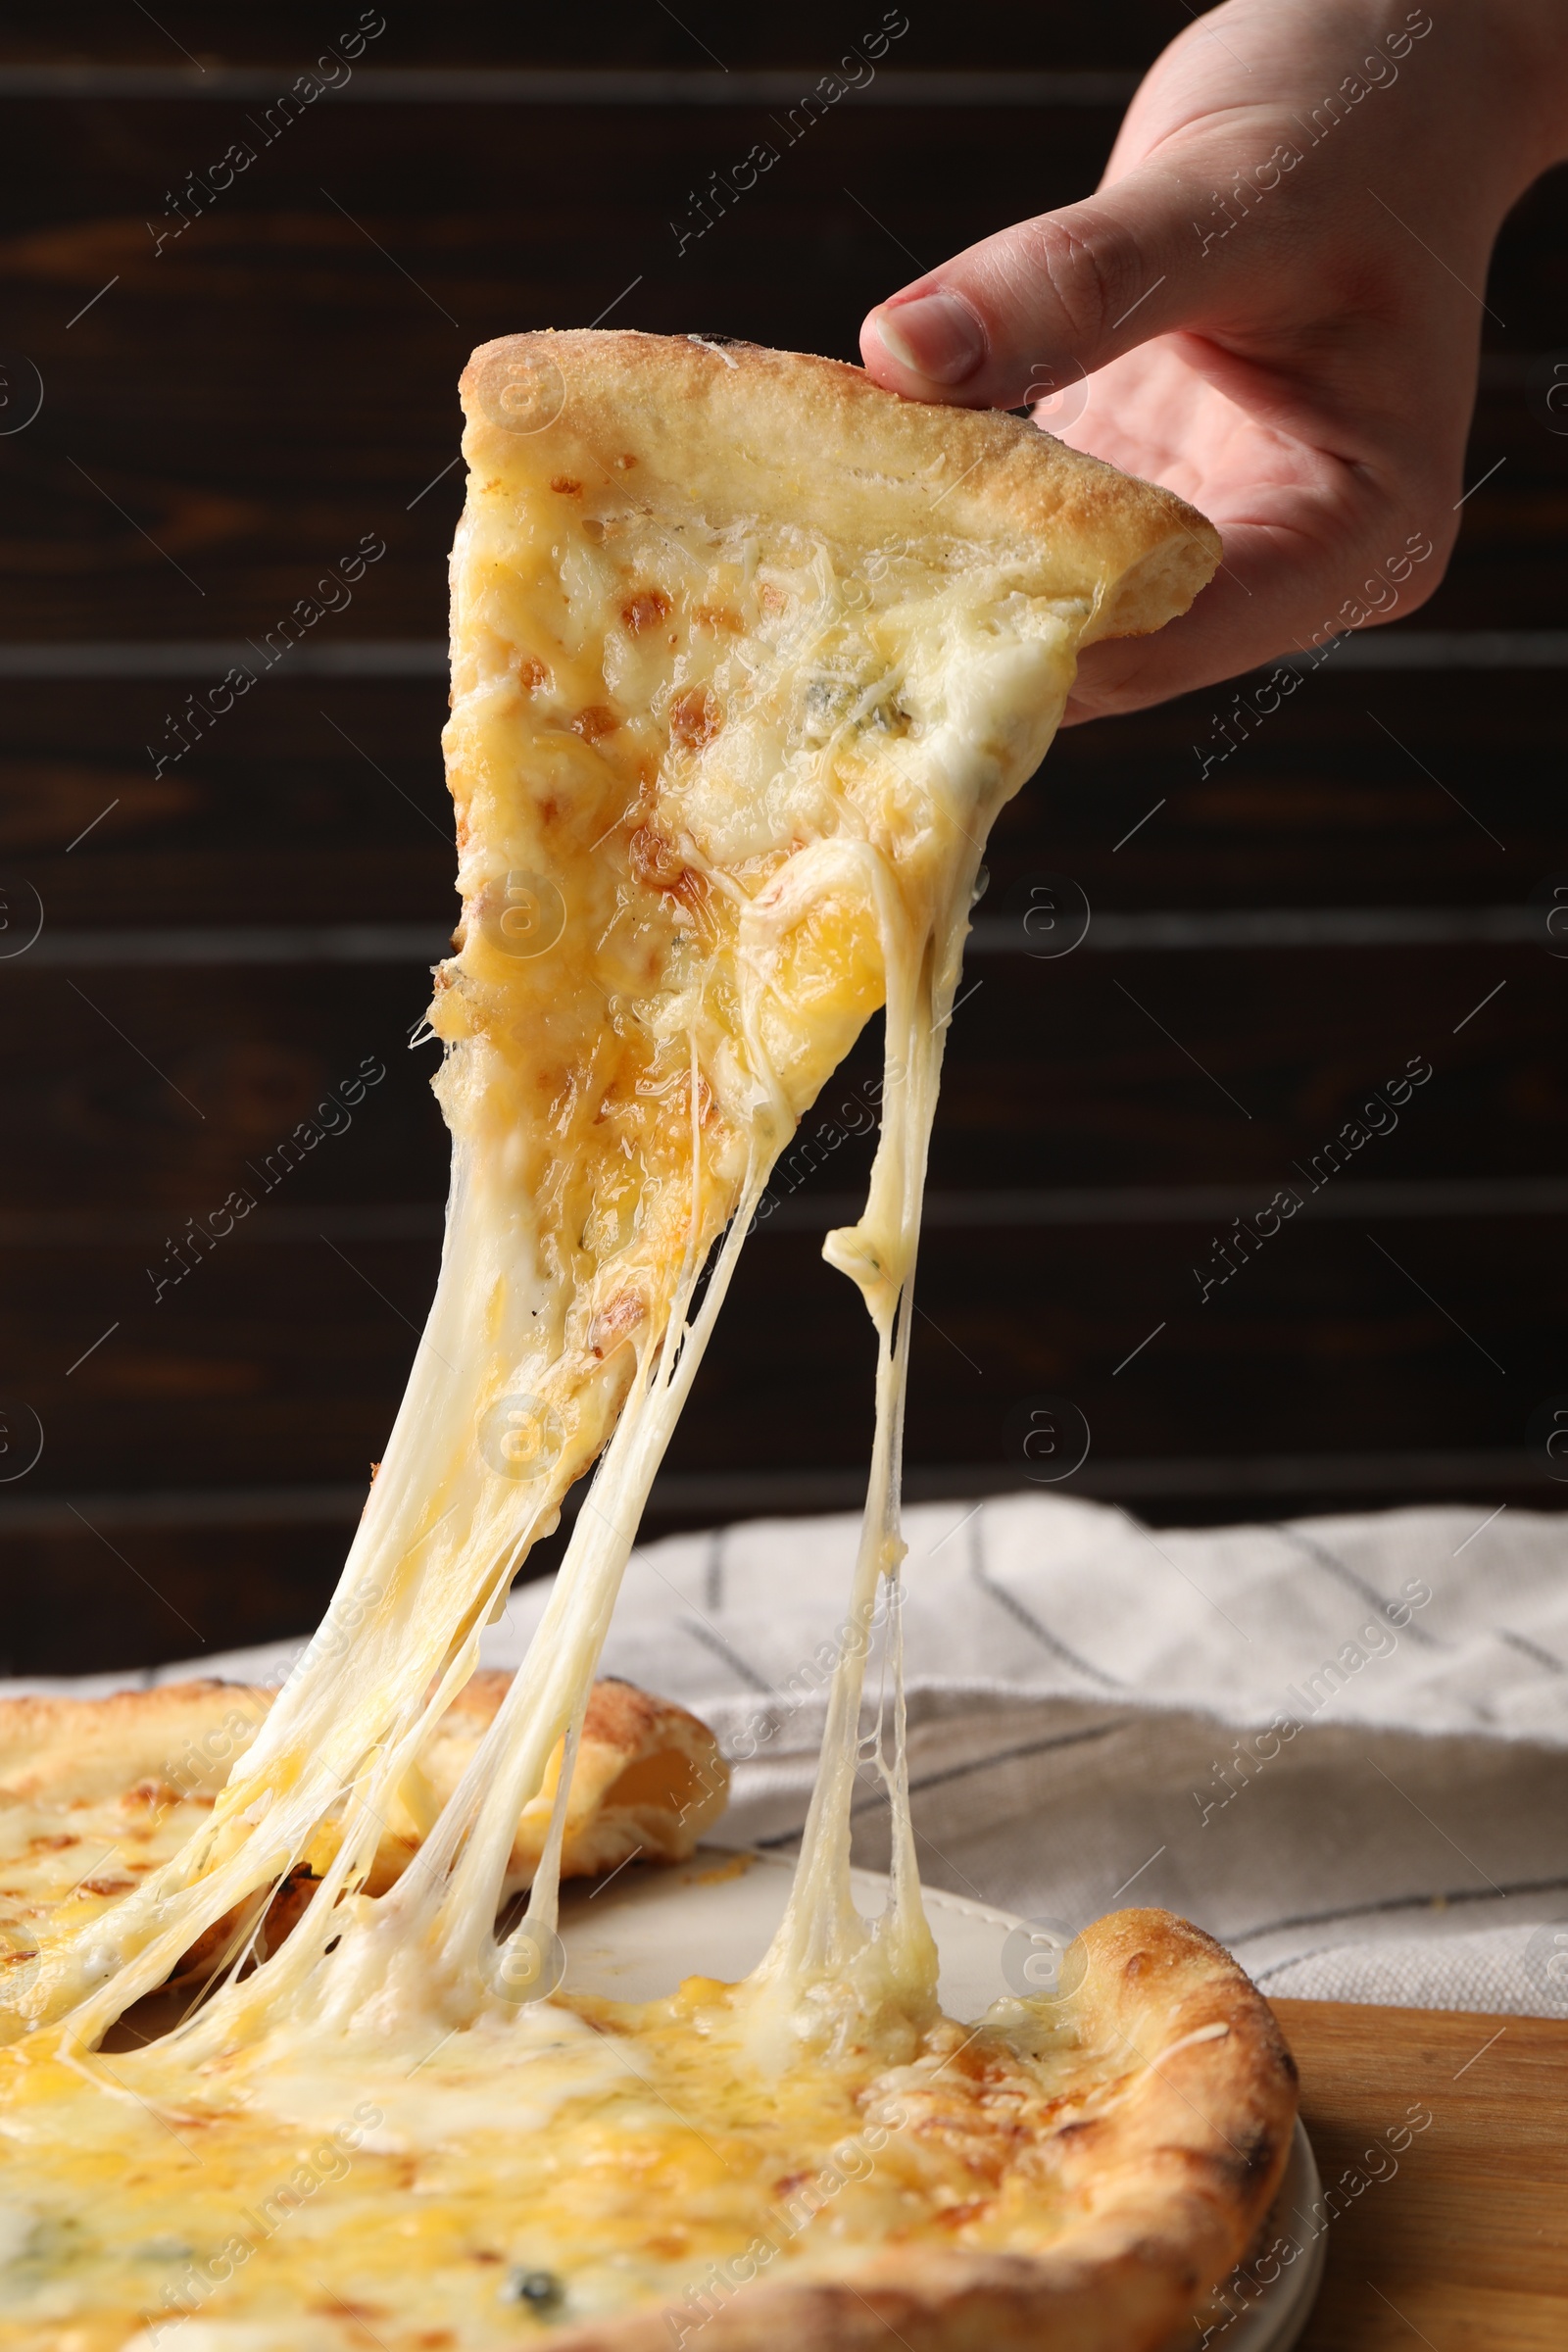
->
<box><xmin>0</xmin><ymin>7</ymin><xmax>1201</xmax><ymax>74</ymax></box>
<box><xmin>2</xmin><ymin>665</ymin><xmax>1562</xmax><ymax>921</ymax></box>
<box><xmin>3</xmin><ymin>948</ymin><xmax>1560</xmax><ymax>1197</ymax></box>
<box><xmin>0</xmin><ymin>69</ymin><xmax>1147</xmax><ymax>108</ymax></box>
<box><xmin>0</xmin><ymin>1215</ymin><xmax>1559</xmax><ymax>1499</ymax></box>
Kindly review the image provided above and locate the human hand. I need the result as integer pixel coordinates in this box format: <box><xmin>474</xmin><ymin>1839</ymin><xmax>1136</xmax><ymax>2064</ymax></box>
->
<box><xmin>860</xmin><ymin>0</ymin><xmax>1568</xmax><ymax>721</ymax></box>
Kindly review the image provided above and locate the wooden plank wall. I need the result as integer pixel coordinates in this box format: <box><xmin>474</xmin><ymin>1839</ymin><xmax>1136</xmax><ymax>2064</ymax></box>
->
<box><xmin>1</xmin><ymin>3</ymin><xmax>1564</xmax><ymax>1673</ymax></box>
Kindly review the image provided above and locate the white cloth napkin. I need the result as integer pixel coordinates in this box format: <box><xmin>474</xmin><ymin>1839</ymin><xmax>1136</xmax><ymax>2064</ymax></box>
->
<box><xmin>10</xmin><ymin>1492</ymin><xmax>1566</xmax><ymax>2017</ymax></box>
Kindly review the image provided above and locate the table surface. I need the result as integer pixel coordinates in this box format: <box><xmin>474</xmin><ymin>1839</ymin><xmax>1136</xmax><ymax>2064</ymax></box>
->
<box><xmin>1274</xmin><ymin>1999</ymin><xmax>1568</xmax><ymax>2352</ymax></box>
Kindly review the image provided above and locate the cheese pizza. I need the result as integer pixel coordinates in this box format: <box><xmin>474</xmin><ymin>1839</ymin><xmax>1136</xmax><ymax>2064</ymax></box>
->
<box><xmin>0</xmin><ymin>334</ymin><xmax>1297</xmax><ymax>2352</ymax></box>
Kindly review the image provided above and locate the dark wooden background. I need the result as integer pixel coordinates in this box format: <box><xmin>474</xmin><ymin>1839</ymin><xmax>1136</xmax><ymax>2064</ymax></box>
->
<box><xmin>1</xmin><ymin>2</ymin><xmax>1564</xmax><ymax>1675</ymax></box>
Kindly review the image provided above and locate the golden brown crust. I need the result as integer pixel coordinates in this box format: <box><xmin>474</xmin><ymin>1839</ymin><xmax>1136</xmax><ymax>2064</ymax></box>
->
<box><xmin>460</xmin><ymin>330</ymin><xmax>1219</xmax><ymax>644</ymax></box>
<box><xmin>543</xmin><ymin>1909</ymin><xmax>1297</xmax><ymax>2352</ymax></box>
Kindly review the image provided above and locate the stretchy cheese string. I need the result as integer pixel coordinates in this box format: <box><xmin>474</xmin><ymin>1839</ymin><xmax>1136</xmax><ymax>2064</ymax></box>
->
<box><xmin>8</xmin><ymin>523</ymin><xmax>1085</xmax><ymax>2083</ymax></box>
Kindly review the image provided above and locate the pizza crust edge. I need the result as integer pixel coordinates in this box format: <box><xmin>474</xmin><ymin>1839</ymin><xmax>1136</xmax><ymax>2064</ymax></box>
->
<box><xmin>460</xmin><ymin>328</ymin><xmax>1220</xmax><ymax>648</ymax></box>
<box><xmin>542</xmin><ymin>1907</ymin><xmax>1298</xmax><ymax>2352</ymax></box>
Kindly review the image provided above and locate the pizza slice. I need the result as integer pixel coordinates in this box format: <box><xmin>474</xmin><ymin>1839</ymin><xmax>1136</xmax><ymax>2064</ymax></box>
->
<box><xmin>11</xmin><ymin>331</ymin><xmax>1219</xmax><ymax>2047</ymax></box>
<box><xmin>0</xmin><ymin>336</ymin><xmax>1296</xmax><ymax>2352</ymax></box>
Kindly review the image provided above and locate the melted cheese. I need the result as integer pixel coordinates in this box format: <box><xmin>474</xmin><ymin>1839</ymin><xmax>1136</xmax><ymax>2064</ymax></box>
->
<box><xmin>0</xmin><ymin>1969</ymin><xmax>1143</xmax><ymax>2348</ymax></box>
<box><xmin>0</xmin><ymin>346</ymin><xmax>1123</xmax><ymax>2344</ymax></box>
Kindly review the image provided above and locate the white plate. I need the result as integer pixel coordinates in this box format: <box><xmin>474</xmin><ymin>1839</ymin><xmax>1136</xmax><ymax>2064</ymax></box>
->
<box><xmin>560</xmin><ymin>1846</ymin><xmax>1326</xmax><ymax>2352</ymax></box>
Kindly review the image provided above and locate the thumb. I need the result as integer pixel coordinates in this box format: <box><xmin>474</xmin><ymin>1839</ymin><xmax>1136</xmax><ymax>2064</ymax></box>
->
<box><xmin>858</xmin><ymin>155</ymin><xmax>1293</xmax><ymax>409</ymax></box>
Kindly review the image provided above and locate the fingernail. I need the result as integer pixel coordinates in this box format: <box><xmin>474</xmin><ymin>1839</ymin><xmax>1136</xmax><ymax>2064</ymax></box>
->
<box><xmin>872</xmin><ymin>293</ymin><xmax>986</xmax><ymax>386</ymax></box>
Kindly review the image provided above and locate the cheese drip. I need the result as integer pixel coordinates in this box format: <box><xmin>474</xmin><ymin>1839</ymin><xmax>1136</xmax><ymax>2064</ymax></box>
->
<box><xmin>743</xmin><ymin>808</ymin><xmax>990</xmax><ymax>2049</ymax></box>
<box><xmin>3</xmin><ymin>408</ymin><xmax>1086</xmax><ymax>2081</ymax></box>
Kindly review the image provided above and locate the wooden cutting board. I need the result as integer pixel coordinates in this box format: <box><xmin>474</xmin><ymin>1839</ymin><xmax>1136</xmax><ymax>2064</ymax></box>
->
<box><xmin>1272</xmin><ymin>1999</ymin><xmax>1568</xmax><ymax>2351</ymax></box>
